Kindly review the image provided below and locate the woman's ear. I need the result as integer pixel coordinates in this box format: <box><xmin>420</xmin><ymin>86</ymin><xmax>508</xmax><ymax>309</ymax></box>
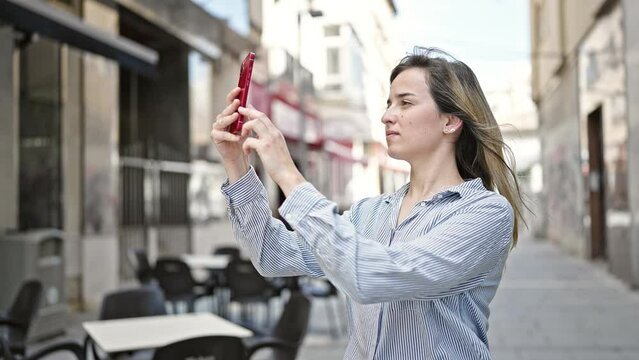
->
<box><xmin>443</xmin><ymin>115</ymin><xmax>463</xmax><ymax>134</ymax></box>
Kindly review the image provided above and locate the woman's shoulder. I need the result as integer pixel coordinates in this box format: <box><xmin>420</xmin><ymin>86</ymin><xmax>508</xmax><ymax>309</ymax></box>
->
<box><xmin>454</xmin><ymin>179</ymin><xmax>513</xmax><ymax>214</ymax></box>
<box><xmin>352</xmin><ymin>193</ymin><xmax>389</xmax><ymax>209</ymax></box>
<box><xmin>349</xmin><ymin>189</ymin><xmax>399</xmax><ymax>215</ymax></box>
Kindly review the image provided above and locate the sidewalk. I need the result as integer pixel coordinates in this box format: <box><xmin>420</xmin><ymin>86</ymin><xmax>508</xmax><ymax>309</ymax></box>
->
<box><xmin>30</xmin><ymin>235</ymin><xmax>639</xmax><ymax>359</ymax></box>
<box><xmin>488</xmin><ymin>236</ymin><xmax>639</xmax><ymax>360</ymax></box>
<box><xmin>299</xmin><ymin>235</ymin><xmax>639</xmax><ymax>359</ymax></box>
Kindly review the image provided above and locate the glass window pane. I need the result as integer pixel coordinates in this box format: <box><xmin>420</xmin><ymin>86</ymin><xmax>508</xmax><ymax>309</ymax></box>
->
<box><xmin>19</xmin><ymin>39</ymin><xmax>62</xmax><ymax>229</ymax></box>
<box><xmin>324</xmin><ymin>25</ymin><xmax>340</xmax><ymax>37</ymax></box>
<box><xmin>326</xmin><ymin>47</ymin><xmax>340</xmax><ymax>75</ymax></box>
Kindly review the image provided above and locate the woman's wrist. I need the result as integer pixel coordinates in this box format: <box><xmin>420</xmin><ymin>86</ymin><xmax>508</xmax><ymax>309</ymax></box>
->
<box><xmin>223</xmin><ymin>156</ymin><xmax>250</xmax><ymax>184</ymax></box>
<box><xmin>276</xmin><ymin>169</ymin><xmax>306</xmax><ymax>197</ymax></box>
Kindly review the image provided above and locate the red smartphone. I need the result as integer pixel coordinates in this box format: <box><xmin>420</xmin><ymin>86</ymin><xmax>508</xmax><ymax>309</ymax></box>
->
<box><xmin>227</xmin><ymin>51</ymin><xmax>255</xmax><ymax>134</ymax></box>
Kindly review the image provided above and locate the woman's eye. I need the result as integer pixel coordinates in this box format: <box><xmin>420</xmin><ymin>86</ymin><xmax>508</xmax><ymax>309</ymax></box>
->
<box><xmin>401</xmin><ymin>100</ymin><xmax>411</xmax><ymax>106</ymax></box>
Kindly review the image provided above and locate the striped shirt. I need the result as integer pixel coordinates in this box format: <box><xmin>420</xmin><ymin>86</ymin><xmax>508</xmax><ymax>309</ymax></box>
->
<box><xmin>222</xmin><ymin>168</ymin><xmax>514</xmax><ymax>360</ymax></box>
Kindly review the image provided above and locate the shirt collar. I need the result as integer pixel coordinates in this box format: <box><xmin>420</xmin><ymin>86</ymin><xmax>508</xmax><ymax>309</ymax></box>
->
<box><xmin>383</xmin><ymin>177</ymin><xmax>486</xmax><ymax>204</ymax></box>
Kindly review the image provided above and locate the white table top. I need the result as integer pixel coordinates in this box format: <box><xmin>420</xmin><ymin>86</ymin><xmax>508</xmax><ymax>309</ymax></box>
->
<box><xmin>181</xmin><ymin>254</ymin><xmax>231</xmax><ymax>270</ymax></box>
<box><xmin>83</xmin><ymin>313</ymin><xmax>253</xmax><ymax>353</ymax></box>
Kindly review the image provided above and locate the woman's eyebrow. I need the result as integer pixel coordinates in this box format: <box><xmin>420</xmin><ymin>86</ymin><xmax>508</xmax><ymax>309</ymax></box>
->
<box><xmin>387</xmin><ymin>92</ymin><xmax>418</xmax><ymax>105</ymax></box>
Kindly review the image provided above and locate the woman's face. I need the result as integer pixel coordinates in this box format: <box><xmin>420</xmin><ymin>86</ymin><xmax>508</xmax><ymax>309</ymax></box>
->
<box><xmin>382</xmin><ymin>67</ymin><xmax>449</xmax><ymax>161</ymax></box>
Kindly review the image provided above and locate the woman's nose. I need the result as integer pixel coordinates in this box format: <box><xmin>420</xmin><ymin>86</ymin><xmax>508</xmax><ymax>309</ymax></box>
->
<box><xmin>381</xmin><ymin>107</ymin><xmax>396</xmax><ymax>124</ymax></box>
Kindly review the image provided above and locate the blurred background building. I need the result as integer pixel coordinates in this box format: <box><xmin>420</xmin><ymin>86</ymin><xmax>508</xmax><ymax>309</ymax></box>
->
<box><xmin>0</xmin><ymin>0</ymin><xmax>260</xmax><ymax>309</ymax></box>
<box><xmin>530</xmin><ymin>0</ymin><xmax>639</xmax><ymax>287</ymax></box>
<box><xmin>257</xmin><ymin>0</ymin><xmax>404</xmax><ymax>213</ymax></box>
<box><xmin>0</xmin><ymin>0</ymin><xmax>403</xmax><ymax>312</ymax></box>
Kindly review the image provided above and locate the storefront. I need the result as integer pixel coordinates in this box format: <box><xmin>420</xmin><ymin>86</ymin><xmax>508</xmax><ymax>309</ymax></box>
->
<box><xmin>0</xmin><ymin>0</ymin><xmax>158</xmax><ymax>306</ymax></box>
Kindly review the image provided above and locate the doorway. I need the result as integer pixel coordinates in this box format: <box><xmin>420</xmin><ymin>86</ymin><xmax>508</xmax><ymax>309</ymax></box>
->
<box><xmin>587</xmin><ymin>106</ymin><xmax>606</xmax><ymax>259</ymax></box>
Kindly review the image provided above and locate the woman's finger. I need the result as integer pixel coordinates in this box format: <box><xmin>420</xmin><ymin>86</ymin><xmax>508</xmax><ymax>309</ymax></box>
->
<box><xmin>225</xmin><ymin>87</ymin><xmax>242</xmax><ymax>105</ymax></box>
<box><xmin>210</xmin><ymin>128</ymin><xmax>241</xmax><ymax>144</ymax></box>
<box><xmin>240</xmin><ymin>115</ymin><xmax>271</xmax><ymax>138</ymax></box>
<box><xmin>238</xmin><ymin>106</ymin><xmax>279</xmax><ymax>137</ymax></box>
<box><xmin>217</xmin><ymin>99</ymin><xmax>240</xmax><ymax>120</ymax></box>
<box><xmin>242</xmin><ymin>137</ymin><xmax>259</xmax><ymax>156</ymax></box>
<box><xmin>213</xmin><ymin>112</ymin><xmax>239</xmax><ymax>130</ymax></box>
<box><xmin>215</xmin><ymin>87</ymin><xmax>240</xmax><ymax>122</ymax></box>
<box><xmin>238</xmin><ymin>106</ymin><xmax>269</xmax><ymax>124</ymax></box>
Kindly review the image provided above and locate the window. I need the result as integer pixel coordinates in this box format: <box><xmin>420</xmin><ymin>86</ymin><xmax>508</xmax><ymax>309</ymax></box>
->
<box><xmin>18</xmin><ymin>39</ymin><xmax>62</xmax><ymax>229</ymax></box>
<box><xmin>324</xmin><ymin>25</ymin><xmax>340</xmax><ymax>37</ymax></box>
<box><xmin>351</xmin><ymin>51</ymin><xmax>364</xmax><ymax>87</ymax></box>
<box><xmin>326</xmin><ymin>47</ymin><xmax>340</xmax><ymax>75</ymax></box>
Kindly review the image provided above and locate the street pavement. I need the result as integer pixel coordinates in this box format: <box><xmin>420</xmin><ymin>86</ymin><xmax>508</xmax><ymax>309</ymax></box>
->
<box><xmin>298</xmin><ymin>234</ymin><xmax>639</xmax><ymax>360</ymax></box>
<box><xmin>28</xmin><ymin>234</ymin><xmax>639</xmax><ymax>359</ymax></box>
<box><xmin>488</xmin><ymin>236</ymin><xmax>639</xmax><ymax>360</ymax></box>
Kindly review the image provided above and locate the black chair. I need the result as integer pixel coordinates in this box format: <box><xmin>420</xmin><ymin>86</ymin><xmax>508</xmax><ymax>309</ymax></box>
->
<box><xmin>0</xmin><ymin>279</ymin><xmax>43</xmax><ymax>357</ymax></box>
<box><xmin>302</xmin><ymin>279</ymin><xmax>343</xmax><ymax>338</ymax></box>
<box><xmin>210</xmin><ymin>246</ymin><xmax>243</xmax><ymax>316</ymax></box>
<box><xmin>0</xmin><ymin>336</ymin><xmax>85</xmax><ymax>360</ymax></box>
<box><xmin>128</xmin><ymin>248</ymin><xmax>154</xmax><ymax>285</ymax></box>
<box><xmin>151</xmin><ymin>336</ymin><xmax>247</xmax><ymax>360</ymax></box>
<box><xmin>213</xmin><ymin>246</ymin><xmax>242</xmax><ymax>261</ymax></box>
<box><xmin>0</xmin><ymin>336</ymin><xmax>11</xmax><ymax>360</ymax></box>
<box><xmin>86</xmin><ymin>286</ymin><xmax>167</xmax><ymax>359</ymax></box>
<box><xmin>225</xmin><ymin>259</ymin><xmax>277</xmax><ymax>328</ymax></box>
<box><xmin>245</xmin><ymin>291</ymin><xmax>312</xmax><ymax>360</ymax></box>
<box><xmin>99</xmin><ymin>285</ymin><xmax>167</xmax><ymax>320</ymax></box>
<box><xmin>154</xmin><ymin>257</ymin><xmax>212</xmax><ymax>313</ymax></box>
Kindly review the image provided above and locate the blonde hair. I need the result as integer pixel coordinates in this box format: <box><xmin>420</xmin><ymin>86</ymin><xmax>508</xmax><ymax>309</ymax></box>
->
<box><xmin>390</xmin><ymin>47</ymin><xmax>527</xmax><ymax>246</ymax></box>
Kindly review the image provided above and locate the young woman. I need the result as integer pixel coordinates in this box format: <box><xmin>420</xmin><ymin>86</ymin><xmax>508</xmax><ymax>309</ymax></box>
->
<box><xmin>211</xmin><ymin>47</ymin><xmax>526</xmax><ymax>359</ymax></box>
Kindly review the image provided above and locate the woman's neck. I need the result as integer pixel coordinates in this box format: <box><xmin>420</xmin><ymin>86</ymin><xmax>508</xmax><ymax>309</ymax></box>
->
<box><xmin>406</xmin><ymin>151</ymin><xmax>463</xmax><ymax>201</ymax></box>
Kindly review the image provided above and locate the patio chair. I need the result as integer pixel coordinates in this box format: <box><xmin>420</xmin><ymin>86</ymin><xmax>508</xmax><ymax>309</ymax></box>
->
<box><xmin>245</xmin><ymin>290</ymin><xmax>312</xmax><ymax>360</ymax></box>
<box><xmin>86</xmin><ymin>285</ymin><xmax>167</xmax><ymax>359</ymax></box>
<box><xmin>225</xmin><ymin>259</ymin><xmax>278</xmax><ymax>328</ymax></box>
<box><xmin>0</xmin><ymin>279</ymin><xmax>43</xmax><ymax>356</ymax></box>
<box><xmin>210</xmin><ymin>246</ymin><xmax>242</xmax><ymax>316</ymax></box>
<box><xmin>127</xmin><ymin>248</ymin><xmax>155</xmax><ymax>285</ymax></box>
<box><xmin>151</xmin><ymin>335</ymin><xmax>247</xmax><ymax>360</ymax></box>
<box><xmin>99</xmin><ymin>285</ymin><xmax>167</xmax><ymax>320</ymax></box>
<box><xmin>0</xmin><ymin>336</ymin><xmax>85</xmax><ymax>360</ymax></box>
<box><xmin>213</xmin><ymin>246</ymin><xmax>241</xmax><ymax>261</ymax></box>
<box><xmin>154</xmin><ymin>257</ymin><xmax>213</xmax><ymax>313</ymax></box>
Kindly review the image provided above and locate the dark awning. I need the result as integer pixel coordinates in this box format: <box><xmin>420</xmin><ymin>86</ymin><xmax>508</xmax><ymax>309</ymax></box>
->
<box><xmin>0</xmin><ymin>0</ymin><xmax>158</xmax><ymax>75</ymax></box>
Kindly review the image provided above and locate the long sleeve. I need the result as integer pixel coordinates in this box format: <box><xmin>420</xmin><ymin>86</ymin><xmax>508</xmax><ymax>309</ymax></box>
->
<box><xmin>279</xmin><ymin>181</ymin><xmax>514</xmax><ymax>304</ymax></box>
<box><xmin>221</xmin><ymin>167</ymin><xmax>324</xmax><ymax>277</ymax></box>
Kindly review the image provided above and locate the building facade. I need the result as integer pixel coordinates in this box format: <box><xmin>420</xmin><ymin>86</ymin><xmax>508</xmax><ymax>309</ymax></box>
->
<box><xmin>259</xmin><ymin>0</ymin><xmax>405</xmax><ymax>213</ymax></box>
<box><xmin>0</xmin><ymin>0</ymin><xmax>260</xmax><ymax>309</ymax></box>
<box><xmin>530</xmin><ymin>0</ymin><xmax>639</xmax><ymax>287</ymax></box>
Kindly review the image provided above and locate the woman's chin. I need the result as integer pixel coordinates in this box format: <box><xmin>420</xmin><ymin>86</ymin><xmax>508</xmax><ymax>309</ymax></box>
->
<box><xmin>386</xmin><ymin>150</ymin><xmax>403</xmax><ymax>161</ymax></box>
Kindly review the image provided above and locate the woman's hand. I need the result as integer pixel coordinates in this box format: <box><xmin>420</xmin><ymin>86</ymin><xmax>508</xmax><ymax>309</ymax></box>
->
<box><xmin>239</xmin><ymin>106</ymin><xmax>306</xmax><ymax>196</ymax></box>
<box><xmin>211</xmin><ymin>87</ymin><xmax>249</xmax><ymax>182</ymax></box>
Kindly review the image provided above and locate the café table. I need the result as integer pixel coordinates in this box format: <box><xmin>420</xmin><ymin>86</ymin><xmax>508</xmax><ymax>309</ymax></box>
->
<box><xmin>83</xmin><ymin>312</ymin><xmax>253</xmax><ymax>355</ymax></box>
<box><xmin>181</xmin><ymin>253</ymin><xmax>231</xmax><ymax>270</ymax></box>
